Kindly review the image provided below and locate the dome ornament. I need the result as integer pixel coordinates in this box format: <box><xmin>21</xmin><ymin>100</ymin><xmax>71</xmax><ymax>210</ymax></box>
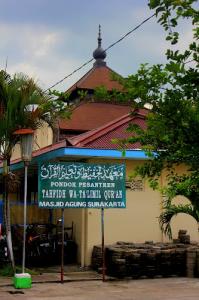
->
<box><xmin>93</xmin><ymin>25</ymin><xmax>106</xmax><ymax>67</ymax></box>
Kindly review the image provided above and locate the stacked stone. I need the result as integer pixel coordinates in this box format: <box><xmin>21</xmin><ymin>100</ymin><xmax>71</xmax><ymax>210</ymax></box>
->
<box><xmin>178</xmin><ymin>230</ymin><xmax>190</xmax><ymax>244</ymax></box>
<box><xmin>106</xmin><ymin>246</ymin><xmax>126</xmax><ymax>278</ymax></box>
<box><xmin>173</xmin><ymin>247</ymin><xmax>187</xmax><ymax>276</ymax></box>
<box><xmin>91</xmin><ymin>241</ymin><xmax>194</xmax><ymax>279</ymax></box>
<box><xmin>126</xmin><ymin>250</ymin><xmax>141</xmax><ymax>278</ymax></box>
<box><xmin>91</xmin><ymin>245</ymin><xmax>103</xmax><ymax>271</ymax></box>
<box><xmin>196</xmin><ymin>249</ymin><xmax>199</xmax><ymax>277</ymax></box>
<box><xmin>187</xmin><ymin>247</ymin><xmax>197</xmax><ymax>277</ymax></box>
<box><xmin>144</xmin><ymin>251</ymin><xmax>157</xmax><ymax>278</ymax></box>
<box><xmin>159</xmin><ymin>249</ymin><xmax>173</xmax><ymax>277</ymax></box>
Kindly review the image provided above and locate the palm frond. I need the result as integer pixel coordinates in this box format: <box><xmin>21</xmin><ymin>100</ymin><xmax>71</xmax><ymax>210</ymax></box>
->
<box><xmin>0</xmin><ymin>71</ymin><xmax>71</xmax><ymax>161</ymax></box>
<box><xmin>159</xmin><ymin>204</ymin><xmax>198</xmax><ymax>239</ymax></box>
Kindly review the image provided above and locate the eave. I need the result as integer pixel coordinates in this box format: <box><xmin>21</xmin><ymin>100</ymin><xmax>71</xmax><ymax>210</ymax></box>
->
<box><xmin>0</xmin><ymin>140</ymin><xmax>149</xmax><ymax>173</ymax></box>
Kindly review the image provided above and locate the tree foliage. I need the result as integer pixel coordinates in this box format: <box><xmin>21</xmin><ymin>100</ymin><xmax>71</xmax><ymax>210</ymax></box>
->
<box><xmin>96</xmin><ymin>0</ymin><xmax>199</xmax><ymax>237</ymax></box>
<box><xmin>0</xmin><ymin>72</ymin><xmax>70</xmax><ymax>160</ymax></box>
<box><xmin>127</xmin><ymin>0</ymin><xmax>199</xmax><ymax>237</ymax></box>
<box><xmin>0</xmin><ymin>71</ymin><xmax>71</xmax><ymax>271</ymax></box>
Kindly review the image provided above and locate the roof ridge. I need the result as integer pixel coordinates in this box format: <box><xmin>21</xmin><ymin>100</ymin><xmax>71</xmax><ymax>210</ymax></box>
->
<box><xmin>66</xmin><ymin>64</ymin><xmax>123</xmax><ymax>94</ymax></box>
<box><xmin>61</xmin><ymin>99</ymin><xmax>133</xmax><ymax>118</ymax></box>
<box><xmin>66</xmin><ymin>67</ymin><xmax>94</xmax><ymax>93</ymax></box>
<box><xmin>67</xmin><ymin>113</ymin><xmax>130</xmax><ymax>146</ymax></box>
<box><xmin>67</xmin><ymin>113</ymin><xmax>134</xmax><ymax>145</ymax></box>
<box><xmin>67</xmin><ymin>109</ymin><xmax>146</xmax><ymax>147</ymax></box>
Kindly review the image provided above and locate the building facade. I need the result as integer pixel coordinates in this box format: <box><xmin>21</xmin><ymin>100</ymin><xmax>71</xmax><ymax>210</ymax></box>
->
<box><xmin>2</xmin><ymin>27</ymin><xmax>198</xmax><ymax>266</ymax></box>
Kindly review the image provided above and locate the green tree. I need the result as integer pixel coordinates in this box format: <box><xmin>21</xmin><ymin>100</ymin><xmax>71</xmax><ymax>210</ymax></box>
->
<box><xmin>0</xmin><ymin>71</ymin><xmax>70</xmax><ymax>271</ymax></box>
<box><xmin>97</xmin><ymin>0</ymin><xmax>199</xmax><ymax>238</ymax></box>
<box><xmin>124</xmin><ymin>0</ymin><xmax>199</xmax><ymax>238</ymax></box>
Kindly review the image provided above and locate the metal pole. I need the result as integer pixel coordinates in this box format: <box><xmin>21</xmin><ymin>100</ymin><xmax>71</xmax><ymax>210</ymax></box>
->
<box><xmin>22</xmin><ymin>163</ymin><xmax>28</xmax><ymax>273</ymax></box>
<box><xmin>61</xmin><ymin>208</ymin><xmax>65</xmax><ymax>283</ymax></box>
<box><xmin>81</xmin><ymin>209</ymin><xmax>85</xmax><ymax>268</ymax></box>
<box><xmin>101</xmin><ymin>208</ymin><xmax>106</xmax><ymax>282</ymax></box>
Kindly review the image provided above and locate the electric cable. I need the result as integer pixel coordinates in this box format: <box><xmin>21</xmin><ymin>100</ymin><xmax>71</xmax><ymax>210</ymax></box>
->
<box><xmin>45</xmin><ymin>13</ymin><xmax>156</xmax><ymax>92</ymax></box>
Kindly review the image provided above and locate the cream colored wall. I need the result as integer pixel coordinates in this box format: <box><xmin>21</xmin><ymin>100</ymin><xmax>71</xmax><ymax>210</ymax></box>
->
<box><xmin>34</xmin><ymin>123</ymin><xmax>53</xmax><ymax>151</ymax></box>
<box><xmin>85</xmin><ymin>191</ymin><xmax>162</xmax><ymax>265</ymax></box>
<box><xmin>83</xmin><ymin>158</ymin><xmax>198</xmax><ymax>266</ymax></box>
<box><xmin>84</xmin><ymin>158</ymin><xmax>163</xmax><ymax>265</ymax></box>
<box><xmin>11</xmin><ymin>122</ymin><xmax>53</xmax><ymax>160</ymax></box>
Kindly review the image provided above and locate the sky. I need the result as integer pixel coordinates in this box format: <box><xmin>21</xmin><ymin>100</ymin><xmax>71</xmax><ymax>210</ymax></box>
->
<box><xmin>0</xmin><ymin>0</ymin><xmax>194</xmax><ymax>91</ymax></box>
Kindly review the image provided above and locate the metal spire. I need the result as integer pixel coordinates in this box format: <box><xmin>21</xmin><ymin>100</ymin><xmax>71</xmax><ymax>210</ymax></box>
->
<box><xmin>98</xmin><ymin>24</ymin><xmax>102</xmax><ymax>47</ymax></box>
<box><xmin>93</xmin><ymin>25</ymin><xmax>106</xmax><ymax>67</ymax></box>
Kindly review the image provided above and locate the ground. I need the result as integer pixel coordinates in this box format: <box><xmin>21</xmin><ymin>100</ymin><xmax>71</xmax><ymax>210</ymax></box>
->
<box><xmin>1</xmin><ymin>273</ymin><xmax>199</xmax><ymax>300</ymax></box>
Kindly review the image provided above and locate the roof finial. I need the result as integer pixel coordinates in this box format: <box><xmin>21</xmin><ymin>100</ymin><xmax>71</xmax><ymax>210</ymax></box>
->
<box><xmin>98</xmin><ymin>24</ymin><xmax>102</xmax><ymax>47</ymax></box>
<box><xmin>93</xmin><ymin>25</ymin><xmax>106</xmax><ymax>67</ymax></box>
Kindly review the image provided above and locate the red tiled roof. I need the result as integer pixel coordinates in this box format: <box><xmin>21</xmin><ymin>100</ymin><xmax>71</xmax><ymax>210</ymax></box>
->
<box><xmin>67</xmin><ymin>109</ymin><xmax>148</xmax><ymax>149</ymax></box>
<box><xmin>6</xmin><ymin>110</ymin><xmax>147</xmax><ymax>167</ymax></box>
<box><xmin>67</xmin><ymin>65</ymin><xmax>123</xmax><ymax>94</ymax></box>
<box><xmin>59</xmin><ymin>102</ymin><xmax>132</xmax><ymax>131</ymax></box>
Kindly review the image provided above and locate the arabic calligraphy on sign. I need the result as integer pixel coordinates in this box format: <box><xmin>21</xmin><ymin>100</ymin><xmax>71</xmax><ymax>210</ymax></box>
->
<box><xmin>40</xmin><ymin>163</ymin><xmax>124</xmax><ymax>181</ymax></box>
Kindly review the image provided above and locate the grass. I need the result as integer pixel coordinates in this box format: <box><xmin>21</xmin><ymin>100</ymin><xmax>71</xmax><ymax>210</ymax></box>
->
<box><xmin>0</xmin><ymin>264</ymin><xmax>39</xmax><ymax>277</ymax></box>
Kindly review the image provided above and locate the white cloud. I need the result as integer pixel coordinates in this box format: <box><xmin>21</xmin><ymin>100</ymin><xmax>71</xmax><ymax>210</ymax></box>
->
<box><xmin>28</xmin><ymin>32</ymin><xmax>60</xmax><ymax>58</ymax></box>
<box><xmin>0</xmin><ymin>23</ymin><xmax>63</xmax><ymax>58</ymax></box>
<box><xmin>0</xmin><ymin>22</ymin><xmax>88</xmax><ymax>91</ymax></box>
<box><xmin>0</xmin><ymin>4</ymin><xmax>195</xmax><ymax>93</ymax></box>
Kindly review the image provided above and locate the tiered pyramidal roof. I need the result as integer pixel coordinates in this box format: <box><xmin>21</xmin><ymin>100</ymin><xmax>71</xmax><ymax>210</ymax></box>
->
<box><xmin>58</xmin><ymin>26</ymin><xmax>147</xmax><ymax>149</ymax></box>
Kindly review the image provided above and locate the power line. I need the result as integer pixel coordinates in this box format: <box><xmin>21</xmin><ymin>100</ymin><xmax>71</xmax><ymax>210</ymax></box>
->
<box><xmin>45</xmin><ymin>13</ymin><xmax>156</xmax><ymax>92</ymax></box>
<box><xmin>104</xmin><ymin>13</ymin><xmax>155</xmax><ymax>53</ymax></box>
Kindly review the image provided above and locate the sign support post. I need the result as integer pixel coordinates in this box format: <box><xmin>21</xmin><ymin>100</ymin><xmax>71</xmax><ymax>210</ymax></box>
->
<box><xmin>101</xmin><ymin>207</ymin><xmax>106</xmax><ymax>282</ymax></box>
<box><xmin>61</xmin><ymin>208</ymin><xmax>65</xmax><ymax>283</ymax></box>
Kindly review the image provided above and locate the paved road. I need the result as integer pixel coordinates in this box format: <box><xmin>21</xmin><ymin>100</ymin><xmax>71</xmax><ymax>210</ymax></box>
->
<box><xmin>1</xmin><ymin>277</ymin><xmax>199</xmax><ymax>300</ymax></box>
